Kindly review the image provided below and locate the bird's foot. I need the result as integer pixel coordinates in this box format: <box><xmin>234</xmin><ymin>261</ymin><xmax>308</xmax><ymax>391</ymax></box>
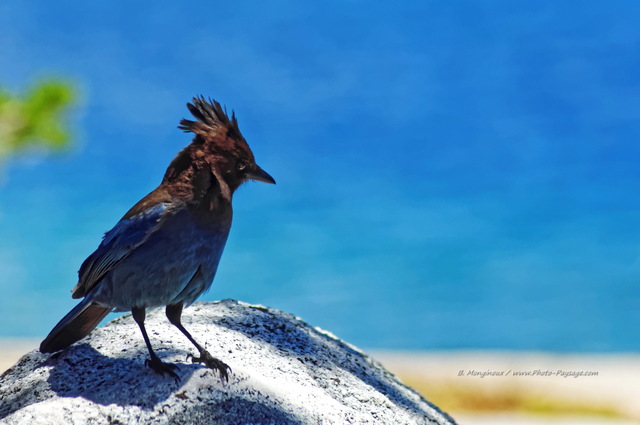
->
<box><xmin>187</xmin><ymin>350</ymin><xmax>231</xmax><ymax>382</ymax></box>
<box><xmin>145</xmin><ymin>357</ymin><xmax>180</xmax><ymax>382</ymax></box>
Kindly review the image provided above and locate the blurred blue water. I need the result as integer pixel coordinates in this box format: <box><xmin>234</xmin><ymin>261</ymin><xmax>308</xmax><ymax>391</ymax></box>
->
<box><xmin>0</xmin><ymin>1</ymin><xmax>639</xmax><ymax>351</ymax></box>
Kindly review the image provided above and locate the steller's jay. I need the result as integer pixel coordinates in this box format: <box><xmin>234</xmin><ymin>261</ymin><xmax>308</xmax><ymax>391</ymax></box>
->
<box><xmin>39</xmin><ymin>96</ymin><xmax>275</xmax><ymax>381</ymax></box>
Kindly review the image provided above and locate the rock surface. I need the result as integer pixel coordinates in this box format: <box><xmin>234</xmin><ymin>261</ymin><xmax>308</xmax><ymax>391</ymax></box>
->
<box><xmin>0</xmin><ymin>300</ymin><xmax>456</xmax><ymax>425</ymax></box>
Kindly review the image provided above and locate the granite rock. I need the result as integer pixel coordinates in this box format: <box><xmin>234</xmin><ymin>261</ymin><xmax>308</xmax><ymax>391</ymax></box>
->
<box><xmin>0</xmin><ymin>300</ymin><xmax>456</xmax><ymax>425</ymax></box>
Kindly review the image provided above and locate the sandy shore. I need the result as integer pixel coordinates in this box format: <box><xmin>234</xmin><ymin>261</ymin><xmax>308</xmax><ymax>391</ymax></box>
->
<box><xmin>2</xmin><ymin>342</ymin><xmax>638</xmax><ymax>424</ymax></box>
<box><xmin>0</xmin><ymin>339</ymin><xmax>38</xmax><ymax>375</ymax></box>
<box><xmin>372</xmin><ymin>351</ymin><xmax>640</xmax><ymax>425</ymax></box>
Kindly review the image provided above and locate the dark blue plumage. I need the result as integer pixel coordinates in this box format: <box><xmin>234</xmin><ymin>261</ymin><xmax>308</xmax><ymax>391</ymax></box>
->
<box><xmin>40</xmin><ymin>97</ymin><xmax>275</xmax><ymax>381</ymax></box>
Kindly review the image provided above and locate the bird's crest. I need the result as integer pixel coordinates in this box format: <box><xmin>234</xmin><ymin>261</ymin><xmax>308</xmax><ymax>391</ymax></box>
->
<box><xmin>178</xmin><ymin>96</ymin><xmax>242</xmax><ymax>142</ymax></box>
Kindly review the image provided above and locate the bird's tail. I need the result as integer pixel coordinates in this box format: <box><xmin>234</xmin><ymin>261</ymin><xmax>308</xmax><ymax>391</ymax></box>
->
<box><xmin>40</xmin><ymin>298</ymin><xmax>113</xmax><ymax>353</ymax></box>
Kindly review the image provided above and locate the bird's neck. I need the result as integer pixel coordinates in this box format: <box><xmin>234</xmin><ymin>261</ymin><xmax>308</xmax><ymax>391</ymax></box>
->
<box><xmin>165</xmin><ymin>160</ymin><xmax>234</xmax><ymax>212</ymax></box>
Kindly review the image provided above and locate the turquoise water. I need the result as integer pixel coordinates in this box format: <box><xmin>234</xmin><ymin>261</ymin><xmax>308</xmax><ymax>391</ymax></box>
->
<box><xmin>0</xmin><ymin>1</ymin><xmax>639</xmax><ymax>351</ymax></box>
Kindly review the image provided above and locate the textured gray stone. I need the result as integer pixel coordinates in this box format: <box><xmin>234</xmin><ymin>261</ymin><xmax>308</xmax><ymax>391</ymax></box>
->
<box><xmin>0</xmin><ymin>300</ymin><xmax>456</xmax><ymax>425</ymax></box>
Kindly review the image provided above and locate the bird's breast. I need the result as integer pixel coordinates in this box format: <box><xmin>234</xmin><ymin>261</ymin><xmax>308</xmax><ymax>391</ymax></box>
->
<box><xmin>90</xmin><ymin>207</ymin><xmax>232</xmax><ymax>310</ymax></box>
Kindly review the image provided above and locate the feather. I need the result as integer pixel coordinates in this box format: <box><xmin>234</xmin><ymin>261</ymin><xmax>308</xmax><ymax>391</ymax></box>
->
<box><xmin>177</xmin><ymin>96</ymin><xmax>241</xmax><ymax>140</ymax></box>
<box><xmin>40</xmin><ymin>299</ymin><xmax>113</xmax><ymax>353</ymax></box>
<box><xmin>72</xmin><ymin>203</ymin><xmax>172</xmax><ymax>298</ymax></box>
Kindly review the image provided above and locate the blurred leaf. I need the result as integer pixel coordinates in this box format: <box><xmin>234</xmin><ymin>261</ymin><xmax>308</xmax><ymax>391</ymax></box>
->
<box><xmin>0</xmin><ymin>80</ymin><xmax>76</xmax><ymax>160</ymax></box>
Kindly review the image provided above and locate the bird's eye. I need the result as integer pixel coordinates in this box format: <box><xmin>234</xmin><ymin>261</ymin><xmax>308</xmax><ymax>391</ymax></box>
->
<box><xmin>237</xmin><ymin>161</ymin><xmax>248</xmax><ymax>171</ymax></box>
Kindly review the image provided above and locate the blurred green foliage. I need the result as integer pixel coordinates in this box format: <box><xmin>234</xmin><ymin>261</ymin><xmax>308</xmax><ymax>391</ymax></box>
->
<box><xmin>0</xmin><ymin>80</ymin><xmax>76</xmax><ymax>160</ymax></box>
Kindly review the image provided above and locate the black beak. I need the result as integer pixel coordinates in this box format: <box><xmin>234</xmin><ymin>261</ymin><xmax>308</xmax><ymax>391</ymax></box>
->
<box><xmin>246</xmin><ymin>164</ymin><xmax>276</xmax><ymax>184</ymax></box>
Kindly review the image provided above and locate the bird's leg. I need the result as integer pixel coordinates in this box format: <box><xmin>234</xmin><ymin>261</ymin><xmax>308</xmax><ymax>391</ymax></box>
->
<box><xmin>132</xmin><ymin>307</ymin><xmax>180</xmax><ymax>382</ymax></box>
<box><xmin>166</xmin><ymin>303</ymin><xmax>231</xmax><ymax>382</ymax></box>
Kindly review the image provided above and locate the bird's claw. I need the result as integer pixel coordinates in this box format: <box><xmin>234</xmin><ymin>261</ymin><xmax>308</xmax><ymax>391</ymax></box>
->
<box><xmin>145</xmin><ymin>357</ymin><xmax>181</xmax><ymax>383</ymax></box>
<box><xmin>187</xmin><ymin>350</ymin><xmax>231</xmax><ymax>382</ymax></box>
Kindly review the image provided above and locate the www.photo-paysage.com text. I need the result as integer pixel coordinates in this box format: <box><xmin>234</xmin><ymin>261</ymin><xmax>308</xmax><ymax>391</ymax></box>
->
<box><xmin>459</xmin><ymin>369</ymin><xmax>599</xmax><ymax>378</ymax></box>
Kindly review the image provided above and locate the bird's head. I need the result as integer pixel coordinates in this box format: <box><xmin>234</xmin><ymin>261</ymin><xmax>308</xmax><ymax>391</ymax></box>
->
<box><xmin>168</xmin><ymin>96</ymin><xmax>275</xmax><ymax>195</ymax></box>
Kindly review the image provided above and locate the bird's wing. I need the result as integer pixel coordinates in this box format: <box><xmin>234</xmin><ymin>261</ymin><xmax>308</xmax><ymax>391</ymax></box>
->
<box><xmin>72</xmin><ymin>202</ymin><xmax>175</xmax><ymax>298</ymax></box>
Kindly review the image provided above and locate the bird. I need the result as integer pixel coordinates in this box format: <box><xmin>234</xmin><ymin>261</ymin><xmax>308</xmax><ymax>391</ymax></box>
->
<box><xmin>39</xmin><ymin>96</ymin><xmax>275</xmax><ymax>381</ymax></box>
